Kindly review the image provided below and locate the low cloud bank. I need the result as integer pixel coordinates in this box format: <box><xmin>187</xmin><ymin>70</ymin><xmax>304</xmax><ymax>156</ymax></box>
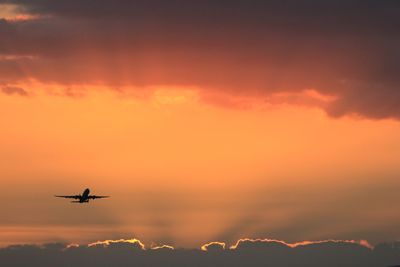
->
<box><xmin>1</xmin><ymin>238</ymin><xmax>400</xmax><ymax>266</ymax></box>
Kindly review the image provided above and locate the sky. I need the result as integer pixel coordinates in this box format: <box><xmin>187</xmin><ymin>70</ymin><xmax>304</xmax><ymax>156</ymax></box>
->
<box><xmin>1</xmin><ymin>0</ymin><xmax>400</xmax><ymax>252</ymax></box>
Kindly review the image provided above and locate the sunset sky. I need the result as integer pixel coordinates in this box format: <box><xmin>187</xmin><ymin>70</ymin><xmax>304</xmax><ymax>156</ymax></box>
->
<box><xmin>1</xmin><ymin>1</ymin><xmax>400</xmax><ymax>249</ymax></box>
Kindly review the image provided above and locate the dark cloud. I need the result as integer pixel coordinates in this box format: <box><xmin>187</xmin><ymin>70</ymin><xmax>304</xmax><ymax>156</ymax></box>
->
<box><xmin>1</xmin><ymin>238</ymin><xmax>400</xmax><ymax>267</ymax></box>
<box><xmin>0</xmin><ymin>1</ymin><xmax>399</xmax><ymax>119</ymax></box>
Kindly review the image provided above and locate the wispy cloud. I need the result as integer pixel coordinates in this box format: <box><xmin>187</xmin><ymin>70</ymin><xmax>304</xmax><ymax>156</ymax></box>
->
<box><xmin>1</xmin><ymin>86</ymin><xmax>28</xmax><ymax>96</ymax></box>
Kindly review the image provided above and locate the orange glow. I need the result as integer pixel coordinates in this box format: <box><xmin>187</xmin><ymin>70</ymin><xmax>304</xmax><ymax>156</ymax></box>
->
<box><xmin>88</xmin><ymin>239</ymin><xmax>145</xmax><ymax>249</ymax></box>
<box><xmin>0</xmin><ymin>4</ymin><xmax>44</xmax><ymax>21</ymax></box>
<box><xmin>229</xmin><ymin>238</ymin><xmax>373</xmax><ymax>250</ymax></box>
<box><xmin>151</xmin><ymin>245</ymin><xmax>175</xmax><ymax>250</ymax></box>
<box><xmin>1</xmin><ymin>84</ymin><xmax>400</xmax><ymax>247</ymax></box>
<box><xmin>66</xmin><ymin>238</ymin><xmax>372</xmax><ymax>251</ymax></box>
<box><xmin>1</xmin><ymin>1</ymin><xmax>399</xmax><ymax>253</ymax></box>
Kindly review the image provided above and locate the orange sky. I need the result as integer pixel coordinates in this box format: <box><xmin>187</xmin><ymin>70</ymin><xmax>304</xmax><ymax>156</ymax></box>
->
<box><xmin>1</xmin><ymin>1</ymin><xmax>400</xmax><ymax>249</ymax></box>
<box><xmin>1</xmin><ymin>85</ymin><xmax>400</xmax><ymax>247</ymax></box>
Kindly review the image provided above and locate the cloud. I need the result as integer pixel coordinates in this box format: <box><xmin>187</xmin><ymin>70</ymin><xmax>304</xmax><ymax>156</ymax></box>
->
<box><xmin>229</xmin><ymin>238</ymin><xmax>373</xmax><ymax>250</ymax></box>
<box><xmin>150</xmin><ymin>244</ymin><xmax>174</xmax><ymax>250</ymax></box>
<box><xmin>201</xmin><ymin>241</ymin><xmax>226</xmax><ymax>251</ymax></box>
<box><xmin>0</xmin><ymin>1</ymin><xmax>399</xmax><ymax>119</ymax></box>
<box><xmin>87</xmin><ymin>238</ymin><xmax>145</xmax><ymax>250</ymax></box>
<box><xmin>1</xmin><ymin>238</ymin><xmax>400</xmax><ymax>267</ymax></box>
<box><xmin>1</xmin><ymin>85</ymin><xmax>28</xmax><ymax>96</ymax></box>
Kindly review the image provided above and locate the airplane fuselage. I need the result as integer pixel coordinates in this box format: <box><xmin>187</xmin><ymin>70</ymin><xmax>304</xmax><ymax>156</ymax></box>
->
<box><xmin>79</xmin><ymin>188</ymin><xmax>90</xmax><ymax>203</ymax></box>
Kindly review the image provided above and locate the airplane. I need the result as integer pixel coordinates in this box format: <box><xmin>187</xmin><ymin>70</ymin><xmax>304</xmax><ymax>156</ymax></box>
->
<box><xmin>55</xmin><ymin>188</ymin><xmax>109</xmax><ymax>203</ymax></box>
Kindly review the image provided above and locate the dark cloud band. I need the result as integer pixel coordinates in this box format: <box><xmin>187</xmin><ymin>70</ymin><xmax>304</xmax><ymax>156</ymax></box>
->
<box><xmin>1</xmin><ymin>1</ymin><xmax>399</xmax><ymax>119</ymax></box>
<box><xmin>1</xmin><ymin>238</ymin><xmax>400</xmax><ymax>266</ymax></box>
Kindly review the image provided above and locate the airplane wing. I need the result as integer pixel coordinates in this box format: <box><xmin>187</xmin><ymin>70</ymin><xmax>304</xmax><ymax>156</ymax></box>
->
<box><xmin>88</xmin><ymin>195</ymin><xmax>110</xmax><ymax>199</ymax></box>
<box><xmin>55</xmin><ymin>195</ymin><xmax>81</xmax><ymax>199</ymax></box>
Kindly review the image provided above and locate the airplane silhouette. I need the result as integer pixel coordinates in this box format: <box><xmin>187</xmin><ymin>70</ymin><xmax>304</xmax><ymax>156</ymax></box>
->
<box><xmin>55</xmin><ymin>188</ymin><xmax>109</xmax><ymax>203</ymax></box>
